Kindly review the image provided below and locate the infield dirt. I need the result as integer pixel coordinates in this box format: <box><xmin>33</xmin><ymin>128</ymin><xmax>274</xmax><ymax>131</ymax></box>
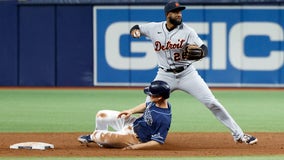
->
<box><xmin>0</xmin><ymin>132</ymin><xmax>283</xmax><ymax>157</ymax></box>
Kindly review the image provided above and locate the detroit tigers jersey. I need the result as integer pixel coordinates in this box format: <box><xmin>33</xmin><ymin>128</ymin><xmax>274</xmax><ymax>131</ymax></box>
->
<box><xmin>133</xmin><ymin>102</ymin><xmax>172</xmax><ymax>144</ymax></box>
<box><xmin>139</xmin><ymin>21</ymin><xmax>204</xmax><ymax>69</ymax></box>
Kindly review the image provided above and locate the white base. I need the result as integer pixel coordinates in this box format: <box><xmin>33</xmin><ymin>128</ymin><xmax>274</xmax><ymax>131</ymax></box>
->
<box><xmin>10</xmin><ymin>142</ymin><xmax>54</xmax><ymax>150</ymax></box>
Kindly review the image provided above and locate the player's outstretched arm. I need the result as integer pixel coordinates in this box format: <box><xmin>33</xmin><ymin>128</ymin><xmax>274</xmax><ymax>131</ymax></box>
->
<box><xmin>123</xmin><ymin>140</ymin><xmax>161</xmax><ymax>150</ymax></box>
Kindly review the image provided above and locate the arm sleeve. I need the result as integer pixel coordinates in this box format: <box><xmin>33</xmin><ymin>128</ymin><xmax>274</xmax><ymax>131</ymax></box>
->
<box><xmin>138</xmin><ymin>22</ymin><xmax>157</xmax><ymax>38</ymax></box>
<box><xmin>151</xmin><ymin>121</ymin><xmax>170</xmax><ymax>144</ymax></box>
<box><xmin>200</xmin><ymin>44</ymin><xmax>208</xmax><ymax>57</ymax></box>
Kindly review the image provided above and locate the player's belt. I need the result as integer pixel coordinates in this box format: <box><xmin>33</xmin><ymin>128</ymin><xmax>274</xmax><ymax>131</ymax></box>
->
<box><xmin>160</xmin><ymin>65</ymin><xmax>189</xmax><ymax>73</ymax></box>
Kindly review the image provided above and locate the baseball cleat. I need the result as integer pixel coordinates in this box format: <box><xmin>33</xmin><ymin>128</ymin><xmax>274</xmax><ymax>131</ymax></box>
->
<box><xmin>78</xmin><ymin>135</ymin><xmax>93</xmax><ymax>144</ymax></box>
<box><xmin>236</xmin><ymin>134</ymin><xmax>258</xmax><ymax>145</ymax></box>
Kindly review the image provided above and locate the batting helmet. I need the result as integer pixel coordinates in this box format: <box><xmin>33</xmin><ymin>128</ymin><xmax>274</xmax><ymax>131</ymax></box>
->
<box><xmin>144</xmin><ymin>80</ymin><xmax>170</xmax><ymax>99</ymax></box>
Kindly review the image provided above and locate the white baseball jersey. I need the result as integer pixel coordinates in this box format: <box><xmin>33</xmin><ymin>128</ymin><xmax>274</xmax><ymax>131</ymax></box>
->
<box><xmin>139</xmin><ymin>21</ymin><xmax>204</xmax><ymax>70</ymax></box>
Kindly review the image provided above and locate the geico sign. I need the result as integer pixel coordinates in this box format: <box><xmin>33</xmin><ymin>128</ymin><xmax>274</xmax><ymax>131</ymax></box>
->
<box><xmin>105</xmin><ymin>22</ymin><xmax>284</xmax><ymax>71</ymax></box>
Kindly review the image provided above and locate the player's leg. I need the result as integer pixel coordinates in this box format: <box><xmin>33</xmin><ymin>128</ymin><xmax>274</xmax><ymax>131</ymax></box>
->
<box><xmin>95</xmin><ymin>110</ymin><xmax>136</xmax><ymax>131</ymax></box>
<box><xmin>182</xmin><ymin>72</ymin><xmax>258</xmax><ymax>144</ymax></box>
<box><xmin>92</xmin><ymin>130</ymin><xmax>140</xmax><ymax>148</ymax></box>
<box><xmin>178</xmin><ymin>69</ymin><xmax>245</xmax><ymax>141</ymax></box>
<box><xmin>78</xmin><ymin>110</ymin><xmax>137</xmax><ymax>145</ymax></box>
<box><xmin>154</xmin><ymin>68</ymin><xmax>178</xmax><ymax>89</ymax></box>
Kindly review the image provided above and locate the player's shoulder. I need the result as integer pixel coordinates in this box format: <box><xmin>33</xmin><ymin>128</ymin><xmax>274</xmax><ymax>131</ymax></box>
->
<box><xmin>142</xmin><ymin>21</ymin><xmax>163</xmax><ymax>27</ymax></box>
<box><xmin>150</xmin><ymin>21</ymin><xmax>163</xmax><ymax>25</ymax></box>
<box><xmin>180</xmin><ymin>23</ymin><xmax>198</xmax><ymax>35</ymax></box>
<box><xmin>180</xmin><ymin>23</ymin><xmax>195</xmax><ymax>31</ymax></box>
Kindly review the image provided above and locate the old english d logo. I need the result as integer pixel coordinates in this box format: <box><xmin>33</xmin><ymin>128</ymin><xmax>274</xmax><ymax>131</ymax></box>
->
<box><xmin>175</xmin><ymin>2</ymin><xmax>179</xmax><ymax>7</ymax></box>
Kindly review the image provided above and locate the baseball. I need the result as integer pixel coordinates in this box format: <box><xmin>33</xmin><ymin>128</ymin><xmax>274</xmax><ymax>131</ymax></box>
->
<box><xmin>133</xmin><ymin>30</ymin><xmax>140</xmax><ymax>38</ymax></box>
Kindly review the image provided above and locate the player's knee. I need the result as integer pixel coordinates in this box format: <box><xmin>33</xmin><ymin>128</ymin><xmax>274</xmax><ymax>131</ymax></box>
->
<box><xmin>205</xmin><ymin>99</ymin><xmax>222</xmax><ymax>110</ymax></box>
<box><xmin>207</xmin><ymin>103</ymin><xmax>218</xmax><ymax>111</ymax></box>
<box><xmin>96</xmin><ymin>110</ymin><xmax>108</xmax><ymax>124</ymax></box>
<box><xmin>96</xmin><ymin>110</ymin><xmax>110</xmax><ymax>119</ymax></box>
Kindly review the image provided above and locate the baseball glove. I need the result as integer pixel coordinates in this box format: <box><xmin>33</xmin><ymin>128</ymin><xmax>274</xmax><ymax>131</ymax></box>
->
<box><xmin>182</xmin><ymin>44</ymin><xmax>205</xmax><ymax>60</ymax></box>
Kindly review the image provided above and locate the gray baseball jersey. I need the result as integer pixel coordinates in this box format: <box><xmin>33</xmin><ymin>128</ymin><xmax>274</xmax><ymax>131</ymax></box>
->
<box><xmin>138</xmin><ymin>21</ymin><xmax>245</xmax><ymax>142</ymax></box>
<box><xmin>139</xmin><ymin>21</ymin><xmax>203</xmax><ymax>69</ymax></box>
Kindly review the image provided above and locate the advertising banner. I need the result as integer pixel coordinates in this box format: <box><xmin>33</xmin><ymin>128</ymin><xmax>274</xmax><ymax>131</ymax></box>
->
<box><xmin>93</xmin><ymin>6</ymin><xmax>284</xmax><ymax>87</ymax></box>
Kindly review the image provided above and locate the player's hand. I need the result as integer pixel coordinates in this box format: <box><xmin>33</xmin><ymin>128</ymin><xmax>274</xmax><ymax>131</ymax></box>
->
<box><xmin>122</xmin><ymin>145</ymin><xmax>134</xmax><ymax>150</ymax></box>
<box><xmin>117</xmin><ymin>110</ymin><xmax>132</xmax><ymax>119</ymax></box>
<box><xmin>131</xmin><ymin>29</ymin><xmax>141</xmax><ymax>38</ymax></box>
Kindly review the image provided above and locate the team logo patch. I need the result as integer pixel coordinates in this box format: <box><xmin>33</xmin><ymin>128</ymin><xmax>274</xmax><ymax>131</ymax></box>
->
<box><xmin>152</xmin><ymin>133</ymin><xmax>164</xmax><ymax>140</ymax></box>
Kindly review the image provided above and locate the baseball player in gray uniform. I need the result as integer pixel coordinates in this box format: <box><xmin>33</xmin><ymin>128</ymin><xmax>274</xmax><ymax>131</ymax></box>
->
<box><xmin>130</xmin><ymin>1</ymin><xmax>258</xmax><ymax>145</ymax></box>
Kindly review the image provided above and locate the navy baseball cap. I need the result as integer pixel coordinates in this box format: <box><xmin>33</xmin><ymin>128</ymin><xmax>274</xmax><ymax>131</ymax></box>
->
<box><xmin>164</xmin><ymin>1</ymin><xmax>186</xmax><ymax>14</ymax></box>
<box><xmin>144</xmin><ymin>80</ymin><xmax>170</xmax><ymax>99</ymax></box>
